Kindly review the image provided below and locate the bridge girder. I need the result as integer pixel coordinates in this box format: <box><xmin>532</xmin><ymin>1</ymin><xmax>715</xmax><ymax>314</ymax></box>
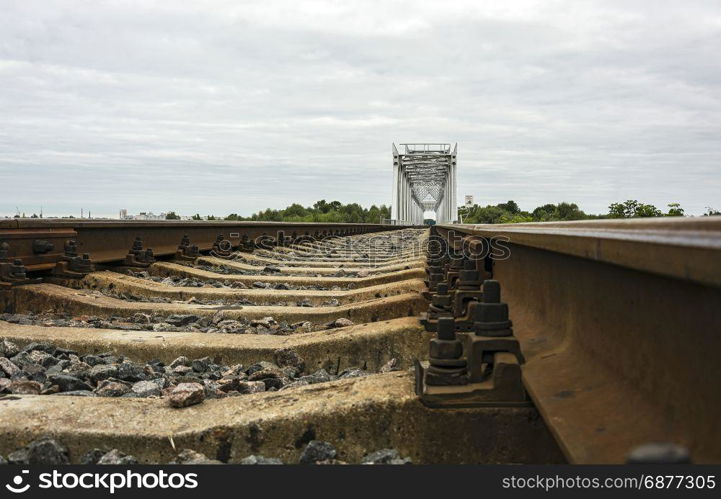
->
<box><xmin>391</xmin><ymin>143</ymin><xmax>457</xmax><ymax>224</ymax></box>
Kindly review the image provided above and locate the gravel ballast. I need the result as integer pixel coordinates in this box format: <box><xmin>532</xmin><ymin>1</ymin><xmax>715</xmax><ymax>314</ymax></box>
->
<box><xmin>0</xmin><ymin>338</ymin><xmax>397</xmax><ymax>401</ymax></box>
<box><xmin>0</xmin><ymin>311</ymin><xmax>353</xmax><ymax>336</ymax></box>
<box><xmin>0</xmin><ymin>437</ymin><xmax>411</xmax><ymax>465</ymax></box>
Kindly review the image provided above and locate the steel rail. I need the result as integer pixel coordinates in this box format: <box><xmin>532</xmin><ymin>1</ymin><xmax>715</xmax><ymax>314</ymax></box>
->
<box><xmin>436</xmin><ymin>217</ymin><xmax>721</xmax><ymax>463</ymax></box>
<box><xmin>0</xmin><ymin>219</ymin><xmax>412</xmax><ymax>271</ymax></box>
<box><xmin>438</xmin><ymin>216</ymin><xmax>721</xmax><ymax>287</ymax></box>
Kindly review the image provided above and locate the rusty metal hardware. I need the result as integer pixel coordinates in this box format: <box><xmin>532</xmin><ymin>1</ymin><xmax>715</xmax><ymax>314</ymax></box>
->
<box><xmin>444</xmin><ymin>255</ymin><xmax>464</xmax><ymax>290</ymax></box>
<box><xmin>32</xmin><ymin>239</ymin><xmax>55</xmax><ymax>254</ymax></box>
<box><xmin>425</xmin><ymin>258</ymin><xmax>445</xmax><ymax>292</ymax></box>
<box><xmin>433</xmin><ymin>279</ymin><xmax>518</xmax><ymax>338</ymax></box>
<box><xmin>52</xmin><ymin>240</ymin><xmax>95</xmax><ymax>278</ymax></box>
<box><xmin>469</xmin><ymin>280</ymin><xmax>513</xmax><ymax>337</ymax></box>
<box><xmin>175</xmin><ymin>234</ymin><xmax>200</xmax><ymax>261</ymax></box>
<box><xmin>425</xmin><ymin>317</ymin><xmax>468</xmax><ymax>386</ymax></box>
<box><xmin>211</xmin><ymin>234</ymin><xmax>233</xmax><ymax>257</ymax></box>
<box><xmin>239</xmin><ymin>234</ymin><xmax>254</xmax><ymax>252</ymax></box>
<box><xmin>0</xmin><ymin>259</ymin><xmax>36</xmax><ymax>284</ymax></box>
<box><xmin>424</xmin><ymin>282</ymin><xmax>454</xmax><ymax>320</ymax></box>
<box><xmin>125</xmin><ymin>237</ymin><xmax>156</xmax><ymax>267</ymax></box>
<box><xmin>452</xmin><ymin>258</ymin><xmax>484</xmax><ymax>317</ymax></box>
<box><xmin>422</xmin><ymin>254</ymin><xmax>450</xmax><ymax>322</ymax></box>
<box><xmin>422</xmin><ymin>258</ymin><xmax>484</xmax><ymax>333</ymax></box>
<box><xmin>463</xmin><ymin>281</ymin><xmax>524</xmax><ymax>385</ymax></box>
<box><xmin>64</xmin><ymin>239</ymin><xmax>79</xmax><ymax>258</ymax></box>
<box><xmin>416</xmin><ymin>279</ymin><xmax>529</xmax><ymax>407</ymax></box>
<box><xmin>0</xmin><ymin>243</ymin><xmax>41</xmax><ymax>288</ymax></box>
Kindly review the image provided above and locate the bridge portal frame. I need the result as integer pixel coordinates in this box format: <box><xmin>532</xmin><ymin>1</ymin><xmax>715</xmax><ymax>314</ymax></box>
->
<box><xmin>391</xmin><ymin>143</ymin><xmax>457</xmax><ymax>225</ymax></box>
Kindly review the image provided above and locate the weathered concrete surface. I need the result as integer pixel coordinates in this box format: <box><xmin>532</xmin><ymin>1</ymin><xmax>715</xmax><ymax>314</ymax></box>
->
<box><xmin>198</xmin><ymin>255</ymin><xmax>425</xmax><ymax>275</ymax></box>
<box><xmin>0</xmin><ymin>317</ymin><xmax>431</xmax><ymax>371</ymax></box>
<box><xmin>55</xmin><ymin>271</ymin><xmax>426</xmax><ymax>306</ymax></box>
<box><xmin>0</xmin><ymin>372</ymin><xmax>564</xmax><ymax>464</ymax></box>
<box><xmin>150</xmin><ymin>262</ymin><xmax>426</xmax><ymax>289</ymax></box>
<box><xmin>12</xmin><ymin>284</ymin><xmax>428</xmax><ymax>324</ymax></box>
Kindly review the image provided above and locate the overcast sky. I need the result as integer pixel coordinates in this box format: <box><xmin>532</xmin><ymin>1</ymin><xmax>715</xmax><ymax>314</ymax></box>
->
<box><xmin>1</xmin><ymin>0</ymin><xmax>719</xmax><ymax>218</ymax></box>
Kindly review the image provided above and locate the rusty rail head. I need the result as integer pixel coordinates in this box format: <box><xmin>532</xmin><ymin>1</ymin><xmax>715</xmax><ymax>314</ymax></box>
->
<box><xmin>0</xmin><ymin>219</ymin><xmax>413</xmax><ymax>228</ymax></box>
<box><xmin>436</xmin><ymin>216</ymin><xmax>721</xmax><ymax>288</ymax></box>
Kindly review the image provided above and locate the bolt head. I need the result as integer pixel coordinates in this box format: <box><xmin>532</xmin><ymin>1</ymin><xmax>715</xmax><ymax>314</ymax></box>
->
<box><xmin>430</xmin><ymin>339</ymin><xmax>463</xmax><ymax>359</ymax></box>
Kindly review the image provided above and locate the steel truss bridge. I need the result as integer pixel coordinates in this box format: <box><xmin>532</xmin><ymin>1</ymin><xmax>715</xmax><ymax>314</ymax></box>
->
<box><xmin>391</xmin><ymin>143</ymin><xmax>458</xmax><ymax>225</ymax></box>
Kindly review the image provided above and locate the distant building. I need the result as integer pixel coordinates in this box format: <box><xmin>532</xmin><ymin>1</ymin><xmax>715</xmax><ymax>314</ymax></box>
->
<box><xmin>133</xmin><ymin>212</ymin><xmax>166</xmax><ymax>220</ymax></box>
<box><xmin>465</xmin><ymin>195</ymin><xmax>474</xmax><ymax>207</ymax></box>
<box><xmin>119</xmin><ymin>210</ymin><xmax>168</xmax><ymax>220</ymax></box>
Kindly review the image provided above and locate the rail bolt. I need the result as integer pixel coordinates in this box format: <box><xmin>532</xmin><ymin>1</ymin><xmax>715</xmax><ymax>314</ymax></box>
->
<box><xmin>471</xmin><ymin>280</ymin><xmax>513</xmax><ymax>337</ymax></box>
<box><xmin>32</xmin><ymin>239</ymin><xmax>55</xmax><ymax>255</ymax></box>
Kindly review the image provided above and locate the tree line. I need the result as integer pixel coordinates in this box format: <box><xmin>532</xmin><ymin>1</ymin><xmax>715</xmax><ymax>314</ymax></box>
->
<box><xmin>175</xmin><ymin>200</ymin><xmax>392</xmax><ymax>223</ymax></box>
<box><xmin>459</xmin><ymin>200</ymin><xmax>720</xmax><ymax>224</ymax></box>
<box><xmin>7</xmin><ymin>200</ymin><xmax>717</xmax><ymax>222</ymax></box>
<box><xmin>164</xmin><ymin>199</ymin><xmax>720</xmax><ymax>224</ymax></box>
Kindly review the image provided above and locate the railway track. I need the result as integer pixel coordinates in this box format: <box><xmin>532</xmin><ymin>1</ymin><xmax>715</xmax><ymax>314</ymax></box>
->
<box><xmin>0</xmin><ymin>222</ymin><xmax>558</xmax><ymax>465</ymax></box>
<box><xmin>0</xmin><ymin>217</ymin><xmax>719</xmax><ymax>464</ymax></box>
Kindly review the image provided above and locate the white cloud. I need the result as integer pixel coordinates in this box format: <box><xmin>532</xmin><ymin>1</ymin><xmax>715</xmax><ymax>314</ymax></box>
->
<box><xmin>1</xmin><ymin>0</ymin><xmax>720</xmax><ymax>217</ymax></box>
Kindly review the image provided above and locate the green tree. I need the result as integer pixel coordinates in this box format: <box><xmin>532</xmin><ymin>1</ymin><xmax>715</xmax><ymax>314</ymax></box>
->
<box><xmin>554</xmin><ymin>202</ymin><xmax>586</xmax><ymax>220</ymax></box>
<box><xmin>665</xmin><ymin>203</ymin><xmax>684</xmax><ymax>217</ymax></box>
<box><xmin>284</xmin><ymin>203</ymin><xmax>310</xmax><ymax>219</ymax></box>
<box><xmin>608</xmin><ymin>200</ymin><xmax>661</xmax><ymax>218</ymax></box>
<box><xmin>366</xmin><ymin>205</ymin><xmax>381</xmax><ymax>223</ymax></box>
<box><xmin>531</xmin><ymin>203</ymin><xmax>557</xmax><ymax>221</ymax></box>
<box><xmin>240</xmin><ymin>200</ymin><xmax>394</xmax><ymax>223</ymax></box>
<box><xmin>530</xmin><ymin>202</ymin><xmax>587</xmax><ymax>221</ymax></box>
<box><xmin>636</xmin><ymin>204</ymin><xmax>661</xmax><ymax>217</ymax></box>
<box><xmin>497</xmin><ymin>200</ymin><xmax>520</xmax><ymax>214</ymax></box>
<box><xmin>313</xmin><ymin>200</ymin><xmax>330</xmax><ymax>213</ymax></box>
<box><xmin>463</xmin><ymin>205</ymin><xmax>507</xmax><ymax>224</ymax></box>
<box><xmin>609</xmin><ymin>200</ymin><xmax>636</xmax><ymax>218</ymax></box>
<box><xmin>165</xmin><ymin>211</ymin><xmax>180</xmax><ymax>220</ymax></box>
<box><xmin>499</xmin><ymin>213</ymin><xmax>533</xmax><ymax>223</ymax></box>
<box><xmin>191</xmin><ymin>214</ymin><xmax>202</xmax><ymax>220</ymax></box>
